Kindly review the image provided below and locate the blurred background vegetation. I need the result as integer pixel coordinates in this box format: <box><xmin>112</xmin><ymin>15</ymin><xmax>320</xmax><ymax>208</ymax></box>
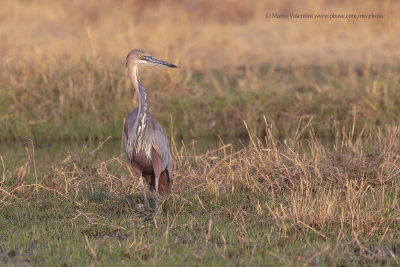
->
<box><xmin>1</xmin><ymin>0</ymin><xmax>399</xmax><ymax>141</ymax></box>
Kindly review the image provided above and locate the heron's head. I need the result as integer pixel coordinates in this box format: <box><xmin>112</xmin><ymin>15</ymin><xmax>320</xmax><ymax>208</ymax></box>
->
<box><xmin>125</xmin><ymin>49</ymin><xmax>177</xmax><ymax>69</ymax></box>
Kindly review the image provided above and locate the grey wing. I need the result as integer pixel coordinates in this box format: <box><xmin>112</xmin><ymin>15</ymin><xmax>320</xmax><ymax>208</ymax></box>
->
<box><xmin>151</xmin><ymin>116</ymin><xmax>173</xmax><ymax>182</ymax></box>
<box><xmin>123</xmin><ymin>108</ymin><xmax>138</xmax><ymax>160</ymax></box>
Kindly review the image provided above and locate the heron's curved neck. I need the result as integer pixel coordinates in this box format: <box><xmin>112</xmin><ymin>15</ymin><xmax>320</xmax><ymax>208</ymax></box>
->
<box><xmin>129</xmin><ymin>65</ymin><xmax>148</xmax><ymax>117</ymax></box>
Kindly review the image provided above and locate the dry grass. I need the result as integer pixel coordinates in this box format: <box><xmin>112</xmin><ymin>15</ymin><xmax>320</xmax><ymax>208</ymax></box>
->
<box><xmin>1</xmin><ymin>0</ymin><xmax>399</xmax><ymax>68</ymax></box>
<box><xmin>1</xmin><ymin>122</ymin><xmax>400</xmax><ymax>265</ymax></box>
<box><xmin>2</xmin><ymin>61</ymin><xmax>400</xmax><ymax>141</ymax></box>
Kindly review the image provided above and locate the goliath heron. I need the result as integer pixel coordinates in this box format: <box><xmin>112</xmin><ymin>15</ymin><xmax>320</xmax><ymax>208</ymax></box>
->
<box><xmin>123</xmin><ymin>49</ymin><xmax>177</xmax><ymax>215</ymax></box>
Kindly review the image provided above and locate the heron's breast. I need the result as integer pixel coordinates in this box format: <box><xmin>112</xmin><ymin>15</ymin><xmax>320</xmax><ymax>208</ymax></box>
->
<box><xmin>130</xmin><ymin>148</ymin><xmax>154</xmax><ymax>173</ymax></box>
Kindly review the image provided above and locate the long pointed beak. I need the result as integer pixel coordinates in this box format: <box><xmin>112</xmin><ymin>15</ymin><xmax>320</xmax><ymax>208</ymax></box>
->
<box><xmin>143</xmin><ymin>56</ymin><xmax>178</xmax><ymax>68</ymax></box>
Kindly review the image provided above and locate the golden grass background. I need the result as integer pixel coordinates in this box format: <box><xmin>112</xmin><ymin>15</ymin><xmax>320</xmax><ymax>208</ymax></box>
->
<box><xmin>1</xmin><ymin>0</ymin><xmax>399</xmax><ymax>70</ymax></box>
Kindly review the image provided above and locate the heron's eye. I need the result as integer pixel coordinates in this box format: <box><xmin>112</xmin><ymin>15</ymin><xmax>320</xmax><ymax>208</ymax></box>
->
<box><xmin>139</xmin><ymin>55</ymin><xmax>144</xmax><ymax>59</ymax></box>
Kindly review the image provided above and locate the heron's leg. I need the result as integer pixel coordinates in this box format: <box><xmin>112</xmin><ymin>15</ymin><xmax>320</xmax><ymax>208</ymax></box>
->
<box><xmin>154</xmin><ymin>176</ymin><xmax>160</xmax><ymax>216</ymax></box>
<box><xmin>151</xmin><ymin>145</ymin><xmax>163</xmax><ymax>217</ymax></box>
<box><xmin>139</xmin><ymin>176</ymin><xmax>150</xmax><ymax>211</ymax></box>
<box><xmin>130</xmin><ymin>163</ymin><xmax>150</xmax><ymax>212</ymax></box>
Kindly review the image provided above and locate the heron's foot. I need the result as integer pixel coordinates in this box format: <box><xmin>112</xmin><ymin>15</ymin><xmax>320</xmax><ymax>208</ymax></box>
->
<box><xmin>138</xmin><ymin>176</ymin><xmax>151</xmax><ymax>212</ymax></box>
<box><xmin>137</xmin><ymin>203</ymin><xmax>152</xmax><ymax>213</ymax></box>
<box><xmin>154</xmin><ymin>202</ymin><xmax>159</xmax><ymax>216</ymax></box>
<box><xmin>143</xmin><ymin>199</ymin><xmax>151</xmax><ymax>212</ymax></box>
<box><xmin>153</xmin><ymin>192</ymin><xmax>160</xmax><ymax>217</ymax></box>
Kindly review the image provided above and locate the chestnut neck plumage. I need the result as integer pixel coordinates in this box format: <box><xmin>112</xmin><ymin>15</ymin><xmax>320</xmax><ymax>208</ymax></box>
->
<box><xmin>128</xmin><ymin>64</ymin><xmax>150</xmax><ymax>153</ymax></box>
<box><xmin>129</xmin><ymin>64</ymin><xmax>148</xmax><ymax>117</ymax></box>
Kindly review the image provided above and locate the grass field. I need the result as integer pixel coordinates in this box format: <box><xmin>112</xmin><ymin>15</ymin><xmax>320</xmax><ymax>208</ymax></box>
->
<box><xmin>3</xmin><ymin>63</ymin><xmax>400</xmax><ymax>141</ymax></box>
<box><xmin>1</xmin><ymin>124</ymin><xmax>400</xmax><ymax>266</ymax></box>
<box><xmin>1</xmin><ymin>0</ymin><xmax>400</xmax><ymax>266</ymax></box>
